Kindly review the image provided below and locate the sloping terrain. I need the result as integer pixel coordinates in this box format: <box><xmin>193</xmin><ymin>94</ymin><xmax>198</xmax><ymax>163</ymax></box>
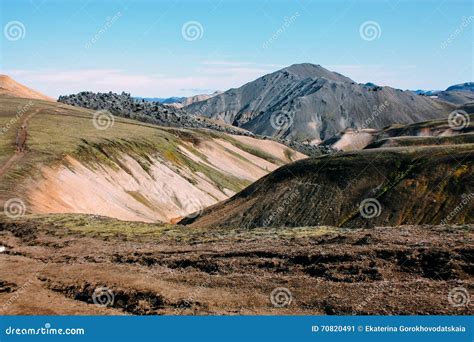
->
<box><xmin>182</xmin><ymin>144</ymin><xmax>473</xmax><ymax>228</ymax></box>
<box><xmin>0</xmin><ymin>95</ymin><xmax>304</xmax><ymax>223</ymax></box>
<box><xmin>58</xmin><ymin>91</ymin><xmax>250</xmax><ymax>136</ymax></box>
<box><xmin>0</xmin><ymin>214</ymin><xmax>471</xmax><ymax>315</ymax></box>
<box><xmin>167</xmin><ymin>91</ymin><xmax>222</xmax><ymax>108</ymax></box>
<box><xmin>324</xmin><ymin>109</ymin><xmax>474</xmax><ymax>151</ymax></box>
<box><xmin>185</xmin><ymin>63</ymin><xmax>454</xmax><ymax>141</ymax></box>
<box><xmin>415</xmin><ymin>83</ymin><xmax>474</xmax><ymax>105</ymax></box>
<box><xmin>446</xmin><ymin>82</ymin><xmax>474</xmax><ymax>92</ymax></box>
<box><xmin>435</xmin><ymin>91</ymin><xmax>474</xmax><ymax>105</ymax></box>
<box><xmin>58</xmin><ymin>90</ymin><xmax>330</xmax><ymax>157</ymax></box>
<box><xmin>0</xmin><ymin>75</ymin><xmax>54</xmax><ymax>102</ymax></box>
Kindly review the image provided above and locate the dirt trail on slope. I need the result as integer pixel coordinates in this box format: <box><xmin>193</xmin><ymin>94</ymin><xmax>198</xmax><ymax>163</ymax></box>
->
<box><xmin>0</xmin><ymin>109</ymin><xmax>39</xmax><ymax>180</ymax></box>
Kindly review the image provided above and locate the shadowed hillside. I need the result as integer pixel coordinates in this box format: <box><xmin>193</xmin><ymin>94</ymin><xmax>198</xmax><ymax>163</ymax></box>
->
<box><xmin>182</xmin><ymin>144</ymin><xmax>473</xmax><ymax>228</ymax></box>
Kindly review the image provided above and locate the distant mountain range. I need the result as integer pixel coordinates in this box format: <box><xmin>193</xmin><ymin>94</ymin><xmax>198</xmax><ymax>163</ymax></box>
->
<box><xmin>413</xmin><ymin>82</ymin><xmax>474</xmax><ymax>105</ymax></box>
<box><xmin>446</xmin><ymin>82</ymin><xmax>474</xmax><ymax>92</ymax></box>
<box><xmin>134</xmin><ymin>96</ymin><xmax>186</xmax><ymax>104</ymax></box>
<box><xmin>134</xmin><ymin>91</ymin><xmax>222</xmax><ymax>108</ymax></box>
<box><xmin>184</xmin><ymin>63</ymin><xmax>456</xmax><ymax>142</ymax></box>
<box><xmin>182</xmin><ymin>107</ymin><xmax>474</xmax><ymax>229</ymax></box>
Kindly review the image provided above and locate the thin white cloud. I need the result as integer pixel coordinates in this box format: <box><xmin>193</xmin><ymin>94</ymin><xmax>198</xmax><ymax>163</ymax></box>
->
<box><xmin>1</xmin><ymin>66</ymin><xmax>274</xmax><ymax>98</ymax></box>
<box><xmin>2</xmin><ymin>60</ymin><xmax>285</xmax><ymax>98</ymax></box>
<box><xmin>3</xmin><ymin>63</ymin><xmax>429</xmax><ymax>99</ymax></box>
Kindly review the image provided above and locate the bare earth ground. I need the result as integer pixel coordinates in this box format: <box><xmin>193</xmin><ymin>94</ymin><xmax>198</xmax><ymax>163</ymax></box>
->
<box><xmin>0</xmin><ymin>214</ymin><xmax>472</xmax><ymax>315</ymax></box>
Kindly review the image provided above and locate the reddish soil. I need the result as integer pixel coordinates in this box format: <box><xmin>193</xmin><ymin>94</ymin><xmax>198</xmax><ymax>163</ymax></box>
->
<box><xmin>0</xmin><ymin>215</ymin><xmax>472</xmax><ymax>315</ymax></box>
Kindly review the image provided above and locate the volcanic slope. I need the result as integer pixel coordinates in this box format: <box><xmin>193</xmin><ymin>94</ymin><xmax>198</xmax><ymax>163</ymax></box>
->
<box><xmin>323</xmin><ymin>107</ymin><xmax>474</xmax><ymax>151</ymax></box>
<box><xmin>0</xmin><ymin>75</ymin><xmax>54</xmax><ymax>102</ymax></box>
<box><xmin>184</xmin><ymin>63</ymin><xmax>454</xmax><ymax>142</ymax></box>
<box><xmin>0</xmin><ymin>95</ymin><xmax>304</xmax><ymax>223</ymax></box>
<box><xmin>182</xmin><ymin>143</ymin><xmax>473</xmax><ymax>228</ymax></box>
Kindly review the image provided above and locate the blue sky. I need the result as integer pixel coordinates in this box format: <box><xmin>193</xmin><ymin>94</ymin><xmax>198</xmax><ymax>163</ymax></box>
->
<box><xmin>0</xmin><ymin>0</ymin><xmax>472</xmax><ymax>97</ymax></box>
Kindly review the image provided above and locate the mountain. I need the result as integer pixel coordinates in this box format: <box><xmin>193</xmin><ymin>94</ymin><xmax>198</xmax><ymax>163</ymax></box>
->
<box><xmin>184</xmin><ymin>63</ymin><xmax>454</xmax><ymax>142</ymax></box>
<box><xmin>435</xmin><ymin>91</ymin><xmax>474</xmax><ymax>105</ymax></box>
<box><xmin>413</xmin><ymin>83</ymin><xmax>474</xmax><ymax>105</ymax></box>
<box><xmin>134</xmin><ymin>96</ymin><xmax>186</xmax><ymax>104</ymax></box>
<box><xmin>412</xmin><ymin>89</ymin><xmax>439</xmax><ymax>96</ymax></box>
<box><xmin>58</xmin><ymin>91</ymin><xmax>251</xmax><ymax>136</ymax></box>
<box><xmin>323</xmin><ymin>103</ymin><xmax>474</xmax><ymax>151</ymax></box>
<box><xmin>166</xmin><ymin>91</ymin><xmax>222</xmax><ymax>109</ymax></box>
<box><xmin>135</xmin><ymin>92</ymin><xmax>222</xmax><ymax>108</ymax></box>
<box><xmin>0</xmin><ymin>94</ymin><xmax>304</xmax><ymax>223</ymax></box>
<box><xmin>180</xmin><ymin>91</ymin><xmax>222</xmax><ymax>106</ymax></box>
<box><xmin>181</xmin><ymin>143</ymin><xmax>473</xmax><ymax>229</ymax></box>
<box><xmin>446</xmin><ymin>82</ymin><xmax>474</xmax><ymax>92</ymax></box>
<box><xmin>0</xmin><ymin>75</ymin><xmax>54</xmax><ymax>101</ymax></box>
<box><xmin>58</xmin><ymin>91</ymin><xmax>330</xmax><ymax>156</ymax></box>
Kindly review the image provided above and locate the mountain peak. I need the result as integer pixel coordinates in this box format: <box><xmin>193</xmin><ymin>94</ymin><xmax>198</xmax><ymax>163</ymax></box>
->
<box><xmin>281</xmin><ymin>63</ymin><xmax>353</xmax><ymax>83</ymax></box>
<box><xmin>445</xmin><ymin>82</ymin><xmax>474</xmax><ymax>92</ymax></box>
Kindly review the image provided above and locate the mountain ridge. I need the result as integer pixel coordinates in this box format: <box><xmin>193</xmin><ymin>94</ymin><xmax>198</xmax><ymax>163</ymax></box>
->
<box><xmin>184</xmin><ymin>63</ymin><xmax>455</xmax><ymax>141</ymax></box>
<box><xmin>0</xmin><ymin>75</ymin><xmax>54</xmax><ymax>102</ymax></box>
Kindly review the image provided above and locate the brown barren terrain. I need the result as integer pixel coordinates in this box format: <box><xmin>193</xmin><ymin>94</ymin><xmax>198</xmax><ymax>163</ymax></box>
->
<box><xmin>0</xmin><ymin>215</ymin><xmax>472</xmax><ymax>315</ymax></box>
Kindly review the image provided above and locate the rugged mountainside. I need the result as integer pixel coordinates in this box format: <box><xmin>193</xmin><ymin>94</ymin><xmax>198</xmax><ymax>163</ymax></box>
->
<box><xmin>446</xmin><ymin>82</ymin><xmax>474</xmax><ymax>92</ymax></box>
<box><xmin>182</xmin><ymin>143</ymin><xmax>473</xmax><ymax>228</ymax></box>
<box><xmin>58</xmin><ymin>90</ymin><xmax>331</xmax><ymax>156</ymax></box>
<box><xmin>58</xmin><ymin>91</ymin><xmax>252</xmax><ymax>136</ymax></box>
<box><xmin>0</xmin><ymin>95</ymin><xmax>305</xmax><ymax>223</ymax></box>
<box><xmin>415</xmin><ymin>83</ymin><xmax>474</xmax><ymax>105</ymax></box>
<box><xmin>167</xmin><ymin>91</ymin><xmax>223</xmax><ymax>108</ymax></box>
<box><xmin>431</xmin><ymin>91</ymin><xmax>474</xmax><ymax>106</ymax></box>
<box><xmin>184</xmin><ymin>63</ymin><xmax>454</xmax><ymax>141</ymax></box>
<box><xmin>323</xmin><ymin>104</ymin><xmax>474</xmax><ymax>151</ymax></box>
<box><xmin>0</xmin><ymin>75</ymin><xmax>54</xmax><ymax>102</ymax></box>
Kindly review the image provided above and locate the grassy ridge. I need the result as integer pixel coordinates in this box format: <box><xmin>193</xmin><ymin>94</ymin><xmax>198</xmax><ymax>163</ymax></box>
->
<box><xmin>0</xmin><ymin>96</ymin><xmax>283</xmax><ymax>205</ymax></box>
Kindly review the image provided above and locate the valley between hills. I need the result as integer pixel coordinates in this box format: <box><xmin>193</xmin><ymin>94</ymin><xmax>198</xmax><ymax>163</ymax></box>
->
<box><xmin>0</xmin><ymin>65</ymin><xmax>472</xmax><ymax>315</ymax></box>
